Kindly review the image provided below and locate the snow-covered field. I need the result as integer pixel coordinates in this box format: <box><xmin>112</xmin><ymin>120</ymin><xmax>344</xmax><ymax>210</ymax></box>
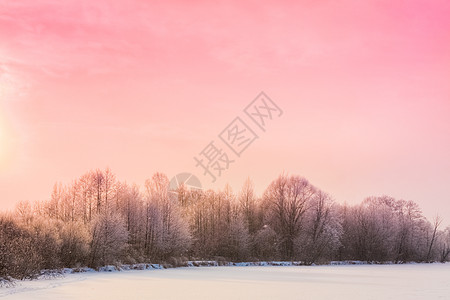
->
<box><xmin>1</xmin><ymin>263</ymin><xmax>449</xmax><ymax>300</ymax></box>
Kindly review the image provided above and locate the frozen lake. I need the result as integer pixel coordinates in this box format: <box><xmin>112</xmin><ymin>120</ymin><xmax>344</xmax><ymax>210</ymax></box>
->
<box><xmin>1</xmin><ymin>263</ymin><xmax>449</xmax><ymax>299</ymax></box>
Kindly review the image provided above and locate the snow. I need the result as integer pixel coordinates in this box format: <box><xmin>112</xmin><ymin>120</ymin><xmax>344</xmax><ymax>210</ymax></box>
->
<box><xmin>1</xmin><ymin>263</ymin><xmax>449</xmax><ymax>299</ymax></box>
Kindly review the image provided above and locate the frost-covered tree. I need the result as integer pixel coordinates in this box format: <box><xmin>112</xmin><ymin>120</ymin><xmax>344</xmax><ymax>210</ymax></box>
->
<box><xmin>253</xmin><ymin>225</ymin><xmax>278</xmax><ymax>260</ymax></box>
<box><xmin>188</xmin><ymin>189</ymin><xmax>215</xmax><ymax>258</ymax></box>
<box><xmin>238</xmin><ymin>178</ymin><xmax>259</xmax><ymax>235</ymax></box>
<box><xmin>2</xmin><ymin>169</ymin><xmax>448</xmax><ymax>278</ymax></box>
<box><xmin>438</xmin><ymin>226</ymin><xmax>450</xmax><ymax>262</ymax></box>
<box><xmin>219</xmin><ymin>186</ymin><xmax>250</xmax><ymax>261</ymax></box>
<box><xmin>0</xmin><ymin>214</ymin><xmax>54</xmax><ymax>279</ymax></box>
<box><xmin>59</xmin><ymin>221</ymin><xmax>91</xmax><ymax>267</ymax></box>
<box><xmin>115</xmin><ymin>183</ymin><xmax>144</xmax><ymax>253</ymax></box>
<box><xmin>338</xmin><ymin>196</ymin><xmax>434</xmax><ymax>262</ymax></box>
<box><xmin>1</xmin><ymin>215</ymin><xmax>35</xmax><ymax>279</ymax></box>
<box><xmin>392</xmin><ymin>200</ymin><xmax>424</xmax><ymax>261</ymax></box>
<box><xmin>263</xmin><ymin>174</ymin><xmax>315</xmax><ymax>259</ymax></box>
<box><xmin>426</xmin><ymin>215</ymin><xmax>442</xmax><ymax>261</ymax></box>
<box><xmin>297</xmin><ymin>191</ymin><xmax>342</xmax><ymax>264</ymax></box>
<box><xmin>226</xmin><ymin>214</ymin><xmax>250</xmax><ymax>260</ymax></box>
<box><xmin>341</xmin><ymin>197</ymin><xmax>397</xmax><ymax>261</ymax></box>
<box><xmin>144</xmin><ymin>173</ymin><xmax>191</xmax><ymax>260</ymax></box>
<box><xmin>25</xmin><ymin>217</ymin><xmax>61</xmax><ymax>270</ymax></box>
<box><xmin>90</xmin><ymin>208</ymin><xmax>128</xmax><ymax>267</ymax></box>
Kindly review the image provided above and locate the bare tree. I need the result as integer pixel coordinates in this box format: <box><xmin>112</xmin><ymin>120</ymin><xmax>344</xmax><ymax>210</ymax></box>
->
<box><xmin>92</xmin><ymin>169</ymin><xmax>105</xmax><ymax>214</ymax></box>
<box><xmin>238</xmin><ymin>177</ymin><xmax>258</xmax><ymax>234</ymax></box>
<box><xmin>263</xmin><ymin>174</ymin><xmax>315</xmax><ymax>259</ymax></box>
<box><xmin>77</xmin><ymin>172</ymin><xmax>95</xmax><ymax>223</ymax></box>
<box><xmin>394</xmin><ymin>200</ymin><xmax>424</xmax><ymax>261</ymax></box>
<box><xmin>298</xmin><ymin>191</ymin><xmax>342</xmax><ymax>264</ymax></box>
<box><xmin>438</xmin><ymin>226</ymin><xmax>450</xmax><ymax>262</ymax></box>
<box><xmin>4</xmin><ymin>169</ymin><xmax>450</xmax><ymax>278</ymax></box>
<box><xmin>426</xmin><ymin>215</ymin><xmax>442</xmax><ymax>261</ymax></box>
<box><xmin>253</xmin><ymin>225</ymin><xmax>278</xmax><ymax>260</ymax></box>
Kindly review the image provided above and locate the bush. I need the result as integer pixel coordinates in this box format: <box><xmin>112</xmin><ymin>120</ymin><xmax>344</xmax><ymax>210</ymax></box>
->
<box><xmin>0</xmin><ymin>216</ymin><xmax>42</xmax><ymax>279</ymax></box>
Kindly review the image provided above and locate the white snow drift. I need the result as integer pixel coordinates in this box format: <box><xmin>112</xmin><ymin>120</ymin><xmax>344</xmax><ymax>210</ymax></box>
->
<box><xmin>1</xmin><ymin>263</ymin><xmax>449</xmax><ymax>300</ymax></box>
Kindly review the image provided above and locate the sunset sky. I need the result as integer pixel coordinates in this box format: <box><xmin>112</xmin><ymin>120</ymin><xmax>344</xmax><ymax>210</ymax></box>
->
<box><xmin>1</xmin><ymin>0</ymin><xmax>450</xmax><ymax>222</ymax></box>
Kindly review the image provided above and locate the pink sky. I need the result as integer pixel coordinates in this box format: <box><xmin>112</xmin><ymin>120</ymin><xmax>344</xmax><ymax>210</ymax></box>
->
<box><xmin>1</xmin><ymin>0</ymin><xmax>450</xmax><ymax>222</ymax></box>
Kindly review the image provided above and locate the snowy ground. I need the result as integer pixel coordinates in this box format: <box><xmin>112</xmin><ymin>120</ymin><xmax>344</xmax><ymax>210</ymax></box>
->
<box><xmin>1</xmin><ymin>263</ymin><xmax>449</xmax><ymax>299</ymax></box>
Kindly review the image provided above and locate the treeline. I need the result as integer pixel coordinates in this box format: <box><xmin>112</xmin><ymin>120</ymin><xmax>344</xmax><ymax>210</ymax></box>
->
<box><xmin>1</xmin><ymin>169</ymin><xmax>449</xmax><ymax>279</ymax></box>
